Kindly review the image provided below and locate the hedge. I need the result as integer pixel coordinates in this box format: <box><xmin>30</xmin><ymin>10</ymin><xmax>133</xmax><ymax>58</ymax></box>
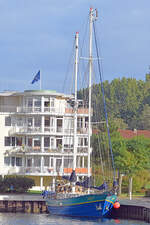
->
<box><xmin>0</xmin><ymin>176</ymin><xmax>35</xmax><ymax>193</ymax></box>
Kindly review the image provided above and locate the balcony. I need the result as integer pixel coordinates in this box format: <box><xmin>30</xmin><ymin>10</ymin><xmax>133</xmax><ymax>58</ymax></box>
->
<box><xmin>44</xmin><ymin>148</ymin><xmax>63</xmax><ymax>154</ymax></box>
<box><xmin>17</xmin><ymin>106</ymin><xmax>41</xmax><ymax>113</ymax></box>
<box><xmin>63</xmin><ymin>148</ymin><xmax>73</xmax><ymax>154</ymax></box>
<box><xmin>65</xmin><ymin>108</ymin><xmax>90</xmax><ymax>115</ymax></box>
<box><xmin>9</xmin><ymin>126</ymin><xmax>42</xmax><ymax>136</ymax></box>
<box><xmin>16</xmin><ymin>106</ymin><xmax>65</xmax><ymax>114</ymax></box>
<box><xmin>5</xmin><ymin>146</ymin><xmax>66</xmax><ymax>156</ymax></box>
<box><xmin>5</xmin><ymin>146</ymin><xmax>41</xmax><ymax>155</ymax></box>
<box><xmin>77</xmin><ymin>147</ymin><xmax>88</xmax><ymax>153</ymax></box>
<box><xmin>56</xmin><ymin>126</ymin><xmax>63</xmax><ymax>133</ymax></box>
<box><xmin>63</xmin><ymin>168</ymin><xmax>88</xmax><ymax>174</ymax></box>
<box><xmin>77</xmin><ymin>127</ymin><xmax>88</xmax><ymax>134</ymax></box>
<box><xmin>7</xmin><ymin>166</ymin><xmax>61</xmax><ymax>175</ymax></box>
<box><xmin>7</xmin><ymin>166</ymin><xmax>89</xmax><ymax>176</ymax></box>
<box><xmin>44</xmin><ymin>127</ymin><xmax>55</xmax><ymax>133</ymax></box>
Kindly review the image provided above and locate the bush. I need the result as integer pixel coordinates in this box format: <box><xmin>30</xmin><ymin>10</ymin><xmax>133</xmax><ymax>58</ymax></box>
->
<box><xmin>0</xmin><ymin>176</ymin><xmax>35</xmax><ymax>193</ymax></box>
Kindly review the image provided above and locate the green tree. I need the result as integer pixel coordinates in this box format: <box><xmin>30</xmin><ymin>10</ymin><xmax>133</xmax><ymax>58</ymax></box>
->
<box><xmin>139</xmin><ymin>104</ymin><xmax>150</xmax><ymax>129</ymax></box>
<box><xmin>112</xmin><ymin>135</ymin><xmax>150</xmax><ymax>196</ymax></box>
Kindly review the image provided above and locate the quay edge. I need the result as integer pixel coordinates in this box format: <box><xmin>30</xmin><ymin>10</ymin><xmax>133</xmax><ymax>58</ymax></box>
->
<box><xmin>0</xmin><ymin>195</ymin><xmax>150</xmax><ymax>223</ymax></box>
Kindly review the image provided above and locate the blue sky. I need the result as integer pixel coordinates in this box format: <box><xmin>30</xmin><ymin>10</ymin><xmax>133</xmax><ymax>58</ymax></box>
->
<box><xmin>0</xmin><ymin>0</ymin><xmax>150</xmax><ymax>93</ymax></box>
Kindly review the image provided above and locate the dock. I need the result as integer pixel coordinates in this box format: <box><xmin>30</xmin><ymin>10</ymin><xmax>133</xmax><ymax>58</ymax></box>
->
<box><xmin>112</xmin><ymin>197</ymin><xmax>150</xmax><ymax>223</ymax></box>
<box><xmin>0</xmin><ymin>194</ymin><xmax>150</xmax><ymax>223</ymax></box>
<box><xmin>0</xmin><ymin>194</ymin><xmax>47</xmax><ymax>213</ymax></box>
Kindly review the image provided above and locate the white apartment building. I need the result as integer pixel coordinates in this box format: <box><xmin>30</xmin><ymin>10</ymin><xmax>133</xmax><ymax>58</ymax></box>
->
<box><xmin>0</xmin><ymin>90</ymin><xmax>89</xmax><ymax>190</ymax></box>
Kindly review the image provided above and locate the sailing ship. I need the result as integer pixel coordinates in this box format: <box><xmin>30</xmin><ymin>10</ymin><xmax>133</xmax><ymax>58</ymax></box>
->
<box><xmin>44</xmin><ymin>8</ymin><xmax>118</xmax><ymax>218</ymax></box>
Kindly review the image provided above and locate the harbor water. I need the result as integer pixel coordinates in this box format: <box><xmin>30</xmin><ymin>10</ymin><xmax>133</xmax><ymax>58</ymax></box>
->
<box><xmin>0</xmin><ymin>213</ymin><xmax>148</xmax><ymax>225</ymax></box>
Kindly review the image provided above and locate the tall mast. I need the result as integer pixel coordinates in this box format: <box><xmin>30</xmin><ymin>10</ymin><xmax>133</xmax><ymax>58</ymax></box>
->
<box><xmin>88</xmin><ymin>8</ymin><xmax>98</xmax><ymax>180</ymax></box>
<box><xmin>73</xmin><ymin>32</ymin><xmax>79</xmax><ymax>172</ymax></box>
<box><xmin>87</xmin><ymin>8</ymin><xmax>93</xmax><ymax>178</ymax></box>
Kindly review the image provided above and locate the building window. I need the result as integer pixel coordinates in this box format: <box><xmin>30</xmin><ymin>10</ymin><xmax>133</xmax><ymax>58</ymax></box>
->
<box><xmin>4</xmin><ymin>137</ymin><xmax>11</xmax><ymax>146</ymax></box>
<box><xmin>28</xmin><ymin>138</ymin><xmax>32</xmax><ymax>147</ymax></box>
<box><xmin>12</xmin><ymin>137</ymin><xmax>15</xmax><ymax>146</ymax></box>
<box><xmin>34</xmin><ymin>156</ymin><xmax>41</xmax><ymax>167</ymax></box>
<box><xmin>78</xmin><ymin>137</ymin><xmax>88</xmax><ymax>146</ymax></box>
<box><xmin>4</xmin><ymin>137</ymin><xmax>16</xmax><ymax>146</ymax></box>
<box><xmin>44</xmin><ymin>156</ymin><xmax>49</xmax><ymax>167</ymax></box>
<box><xmin>45</xmin><ymin>117</ymin><xmax>50</xmax><ymax>126</ymax></box>
<box><xmin>64</xmin><ymin>158</ymin><xmax>73</xmax><ymax>168</ymax></box>
<box><xmin>34</xmin><ymin>117</ymin><xmax>41</xmax><ymax>127</ymax></box>
<box><xmin>34</xmin><ymin>139</ymin><xmax>41</xmax><ymax>147</ymax></box>
<box><xmin>44</xmin><ymin>137</ymin><xmax>50</xmax><ymax>147</ymax></box>
<box><xmin>34</xmin><ymin>98</ymin><xmax>41</xmax><ymax>107</ymax></box>
<box><xmin>56</xmin><ymin>138</ymin><xmax>62</xmax><ymax>148</ymax></box>
<box><xmin>51</xmin><ymin>138</ymin><xmax>55</xmax><ymax>149</ymax></box>
<box><xmin>11</xmin><ymin>157</ymin><xmax>15</xmax><ymax>166</ymax></box>
<box><xmin>77</xmin><ymin>117</ymin><xmax>83</xmax><ymax>128</ymax></box>
<box><xmin>50</xmin><ymin>117</ymin><xmax>54</xmax><ymax>127</ymax></box>
<box><xmin>51</xmin><ymin>99</ymin><xmax>55</xmax><ymax>107</ymax></box>
<box><xmin>28</xmin><ymin>118</ymin><xmax>32</xmax><ymax>127</ymax></box>
<box><xmin>4</xmin><ymin>157</ymin><xmax>10</xmax><ymax>166</ymax></box>
<box><xmin>5</xmin><ymin>117</ymin><xmax>11</xmax><ymax>126</ymax></box>
<box><xmin>16</xmin><ymin>137</ymin><xmax>22</xmax><ymax>146</ymax></box>
<box><xmin>16</xmin><ymin>157</ymin><xmax>22</xmax><ymax>166</ymax></box>
<box><xmin>27</xmin><ymin>158</ymin><xmax>32</xmax><ymax>167</ymax></box>
<box><xmin>28</xmin><ymin>99</ymin><xmax>33</xmax><ymax>107</ymax></box>
<box><xmin>50</xmin><ymin>158</ymin><xmax>53</xmax><ymax>167</ymax></box>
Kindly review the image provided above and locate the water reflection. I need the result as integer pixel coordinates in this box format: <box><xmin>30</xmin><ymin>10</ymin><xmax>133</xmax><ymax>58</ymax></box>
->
<box><xmin>0</xmin><ymin>213</ymin><xmax>147</xmax><ymax>225</ymax></box>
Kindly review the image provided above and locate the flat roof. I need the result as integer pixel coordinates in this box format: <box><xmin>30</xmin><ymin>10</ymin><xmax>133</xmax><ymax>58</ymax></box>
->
<box><xmin>0</xmin><ymin>90</ymin><xmax>74</xmax><ymax>99</ymax></box>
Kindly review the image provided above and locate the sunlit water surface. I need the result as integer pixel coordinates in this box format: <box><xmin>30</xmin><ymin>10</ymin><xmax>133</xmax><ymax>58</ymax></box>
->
<box><xmin>0</xmin><ymin>213</ymin><xmax>147</xmax><ymax>225</ymax></box>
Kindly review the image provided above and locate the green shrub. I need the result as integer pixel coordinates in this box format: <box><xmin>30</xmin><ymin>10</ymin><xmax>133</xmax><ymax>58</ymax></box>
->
<box><xmin>0</xmin><ymin>176</ymin><xmax>35</xmax><ymax>193</ymax></box>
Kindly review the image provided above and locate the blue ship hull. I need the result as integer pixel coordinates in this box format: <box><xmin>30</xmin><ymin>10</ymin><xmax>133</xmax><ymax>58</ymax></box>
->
<box><xmin>46</xmin><ymin>193</ymin><xmax>117</xmax><ymax>218</ymax></box>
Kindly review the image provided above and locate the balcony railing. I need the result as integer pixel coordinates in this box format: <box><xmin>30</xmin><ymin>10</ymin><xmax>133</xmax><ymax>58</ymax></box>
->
<box><xmin>9</xmin><ymin>126</ymin><xmax>77</xmax><ymax>135</ymax></box>
<box><xmin>9</xmin><ymin>126</ymin><xmax>42</xmax><ymax>135</ymax></box>
<box><xmin>17</xmin><ymin>107</ymin><xmax>41</xmax><ymax>113</ymax></box>
<box><xmin>5</xmin><ymin>146</ymin><xmax>76</xmax><ymax>156</ymax></box>
<box><xmin>7</xmin><ymin>166</ymin><xmax>59</xmax><ymax>175</ymax></box>
<box><xmin>7</xmin><ymin>166</ymin><xmax>88</xmax><ymax>175</ymax></box>
<box><xmin>16</xmin><ymin>106</ymin><xmax>65</xmax><ymax>114</ymax></box>
<box><xmin>0</xmin><ymin>105</ymin><xmax>91</xmax><ymax>115</ymax></box>
<box><xmin>44</xmin><ymin>127</ymin><xmax>55</xmax><ymax>133</ymax></box>
<box><xmin>77</xmin><ymin>127</ymin><xmax>88</xmax><ymax>134</ymax></box>
<box><xmin>77</xmin><ymin>147</ymin><xmax>88</xmax><ymax>153</ymax></box>
<box><xmin>65</xmin><ymin>108</ymin><xmax>90</xmax><ymax>114</ymax></box>
<box><xmin>56</xmin><ymin>127</ymin><xmax>63</xmax><ymax>133</ymax></box>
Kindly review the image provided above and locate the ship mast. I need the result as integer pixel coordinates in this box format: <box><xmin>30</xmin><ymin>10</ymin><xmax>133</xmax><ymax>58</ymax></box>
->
<box><xmin>88</xmin><ymin>8</ymin><xmax>97</xmax><ymax>179</ymax></box>
<box><xmin>73</xmin><ymin>32</ymin><xmax>79</xmax><ymax>188</ymax></box>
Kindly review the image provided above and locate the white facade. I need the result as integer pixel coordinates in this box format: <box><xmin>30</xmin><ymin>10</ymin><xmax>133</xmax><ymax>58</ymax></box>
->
<box><xmin>0</xmin><ymin>90</ymin><xmax>90</xmax><ymax>189</ymax></box>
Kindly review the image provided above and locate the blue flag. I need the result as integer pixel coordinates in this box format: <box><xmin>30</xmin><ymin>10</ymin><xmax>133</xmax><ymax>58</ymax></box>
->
<box><xmin>31</xmin><ymin>70</ymin><xmax>40</xmax><ymax>84</ymax></box>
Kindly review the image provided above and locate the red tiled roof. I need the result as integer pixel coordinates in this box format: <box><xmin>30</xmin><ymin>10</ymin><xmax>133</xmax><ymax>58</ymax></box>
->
<box><xmin>118</xmin><ymin>129</ymin><xmax>150</xmax><ymax>139</ymax></box>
